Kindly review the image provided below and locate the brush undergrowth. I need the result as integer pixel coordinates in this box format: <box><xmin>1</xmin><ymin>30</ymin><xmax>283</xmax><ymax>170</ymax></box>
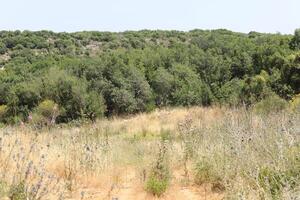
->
<box><xmin>0</xmin><ymin>107</ymin><xmax>298</xmax><ymax>199</ymax></box>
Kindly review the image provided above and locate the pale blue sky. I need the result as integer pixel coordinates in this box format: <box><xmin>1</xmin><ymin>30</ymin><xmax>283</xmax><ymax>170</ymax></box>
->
<box><xmin>0</xmin><ymin>0</ymin><xmax>299</xmax><ymax>34</ymax></box>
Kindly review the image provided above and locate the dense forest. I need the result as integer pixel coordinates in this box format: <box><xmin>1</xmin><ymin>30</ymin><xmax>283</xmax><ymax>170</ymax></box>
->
<box><xmin>0</xmin><ymin>29</ymin><xmax>299</xmax><ymax>124</ymax></box>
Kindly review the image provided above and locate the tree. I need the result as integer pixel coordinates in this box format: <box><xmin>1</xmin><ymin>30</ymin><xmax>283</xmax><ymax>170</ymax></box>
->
<box><xmin>290</xmin><ymin>29</ymin><xmax>300</xmax><ymax>50</ymax></box>
<box><xmin>31</xmin><ymin>99</ymin><xmax>60</xmax><ymax>127</ymax></box>
<box><xmin>84</xmin><ymin>92</ymin><xmax>106</xmax><ymax>121</ymax></box>
<box><xmin>151</xmin><ymin>67</ymin><xmax>174</xmax><ymax>106</ymax></box>
<box><xmin>170</xmin><ymin>64</ymin><xmax>212</xmax><ymax>106</ymax></box>
<box><xmin>241</xmin><ymin>74</ymin><xmax>271</xmax><ymax>105</ymax></box>
<box><xmin>0</xmin><ymin>29</ymin><xmax>299</xmax><ymax>124</ymax></box>
<box><xmin>0</xmin><ymin>42</ymin><xmax>7</xmax><ymax>54</ymax></box>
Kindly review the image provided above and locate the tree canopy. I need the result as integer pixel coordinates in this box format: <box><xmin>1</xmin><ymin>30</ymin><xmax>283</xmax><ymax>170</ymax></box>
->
<box><xmin>0</xmin><ymin>29</ymin><xmax>299</xmax><ymax>123</ymax></box>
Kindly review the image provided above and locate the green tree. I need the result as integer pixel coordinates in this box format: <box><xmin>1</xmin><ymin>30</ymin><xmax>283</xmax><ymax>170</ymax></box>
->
<box><xmin>84</xmin><ymin>92</ymin><xmax>106</xmax><ymax>121</ymax></box>
<box><xmin>290</xmin><ymin>29</ymin><xmax>300</xmax><ymax>50</ymax></box>
<box><xmin>170</xmin><ymin>64</ymin><xmax>212</xmax><ymax>106</ymax></box>
<box><xmin>151</xmin><ymin>67</ymin><xmax>174</xmax><ymax>106</ymax></box>
<box><xmin>0</xmin><ymin>42</ymin><xmax>7</xmax><ymax>54</ymax></box>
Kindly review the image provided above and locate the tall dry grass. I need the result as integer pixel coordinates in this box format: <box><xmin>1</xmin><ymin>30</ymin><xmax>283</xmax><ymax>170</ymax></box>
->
<box><xmin>0</xmin><ymin>106</ymin><xmax>299</xmax><ymax>199</ymax></box>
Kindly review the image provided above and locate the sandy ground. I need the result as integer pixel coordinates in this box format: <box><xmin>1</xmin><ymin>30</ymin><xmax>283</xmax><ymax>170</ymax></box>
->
<box><xmin>66</xmin><ymin>168</ymin><xmax>224</xmax><ymax>200</ymax></box>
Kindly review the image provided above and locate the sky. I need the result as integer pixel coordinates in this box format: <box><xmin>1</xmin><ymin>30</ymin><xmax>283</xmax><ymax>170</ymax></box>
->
<box><xmin>0</xmin><ymin>0</ymin><xmax>299</xmax><ymax>34</ymax></box>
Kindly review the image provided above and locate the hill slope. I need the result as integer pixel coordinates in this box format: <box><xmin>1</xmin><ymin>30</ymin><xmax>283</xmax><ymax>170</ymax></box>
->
<box><xmin>0</xmin><ymin>29</ymin><xmax>299</xmax><ymax>123</ymax></box>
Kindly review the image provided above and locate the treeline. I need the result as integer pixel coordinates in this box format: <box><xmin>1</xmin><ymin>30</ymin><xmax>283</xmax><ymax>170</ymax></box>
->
<box><xmin>0</xmin><ymin>29</ymin><xmax>299</xmax><ymax>124</ymax></box>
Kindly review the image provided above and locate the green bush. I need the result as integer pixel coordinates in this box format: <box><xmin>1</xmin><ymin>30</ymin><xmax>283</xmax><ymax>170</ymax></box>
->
<box><xmin>0</xmin><ymin>105</ymin><xmax>8</xmax><ymax>122</ymax></box>
<box><xmin>258</xmin><ymin>148</ymin><xmax>300</xmax><ymax>200</ymax></box>
<box><xmin>8</xmin><ymin>181</ymin><xmax>27</xmax><ymax>200</ymax></box>
<box><xmin>217</xmin><ymin>79</ymin><xmax>244</xmax><ymax>106</ymax></box>
<box><xmin>290</xmin><ymin>93</ymin><xmax>300</xmax><ymax>112</ymax></box>
<box><xmin>194</xmin><ymin>160</ymin><xmax>224</xmax><ymax>191</ymax></box>
<box><xmin>258</xmin><ymin>167</ymin><xmax>284</xmax><ymax>199</ymax></box>
<box><xmin>84</xmin><ymin>92</ymin><xmax>106</xmax><ymax>121</ymax></box>
<box><xmin>146</xmin><ymin>176</ymin><xmax>168</xmax><ymax>197</ymax></box>
<box><xmin>35</xmin><ymin>99</ymin><xmax>58</xmax><ymax>118</ymax></box>
<box><xmin>171</xmin><ymin>64</ymin><xmax>212</xmax><ymax>106</ymax></box>
<box><xmin>151</xmin><ymin>67</ymin><xmax>174</xmax><ymax>106</ymax></box>
<box><xmin>0</xmin><ymin>42</ymin><xmax>7</xmax><ymax>54</ymax></box>
<box><xmin>30</xmin><ymin>99</ymin><xmax>60</xmax><ymax>127</ymax></box>
<box><xmin>146</xmin><ymin>140</ymin><xmax>170</xmax><ymax>196</ymax></box>
<box><xmin>254</xmin><ymin>94</ymin><xmax>288</xmax><ymax>115</ymax></box>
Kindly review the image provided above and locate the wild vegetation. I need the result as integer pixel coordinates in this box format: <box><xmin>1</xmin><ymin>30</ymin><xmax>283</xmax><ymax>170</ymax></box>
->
<box><xmin>0</xmin><ymin>28</ymin><xmax>299</xmax><ymax>199</ymax></box>
<box><xmin>0</xmin><ymin>106</ymin><xmax>299</xmax><ymax>199</ymax></box>
<box><xmin>0</xmin><ymin>29</ymin><xmax>299</xmax><ymax>124</ymax></box>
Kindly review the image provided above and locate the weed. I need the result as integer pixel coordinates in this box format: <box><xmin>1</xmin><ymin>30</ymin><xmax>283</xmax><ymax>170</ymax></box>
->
<box><xmin>146</xmin><ymin>175</ymin><xmax>168</xmax><ymax>197</ymax></box>
<box><xmin>194</xmin><ymin>160</ymin><xmax>224</xmax><ymax>191</ymax></box>
<box><xmin>146</xmin><ymin>138</ymin><xmax>170</xmax><ymax>196</ymax></box>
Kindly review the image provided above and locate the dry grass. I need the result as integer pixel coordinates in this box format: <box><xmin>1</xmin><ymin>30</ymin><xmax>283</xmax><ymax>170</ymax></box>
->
<box><xmin>0</xmin><ymin>106</ymin><xmax>299</xmax><ymax>199</ymax></box>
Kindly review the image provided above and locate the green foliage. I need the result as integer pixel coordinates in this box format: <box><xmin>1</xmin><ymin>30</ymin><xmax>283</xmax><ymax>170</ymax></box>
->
<box><xmin>289</xmin><ymin>94</ymin><xmax>300</xmax><ymax>111</ymax></box>
<box><xmin>0</xmin><ymin>42</ymin><xmax>7</xmax><ymax>54</ymax></box>
<box><xmin>146</xmin><ymin>175</ymin><xmax>169</xmax><ymax>197</ymax></box>
<box><xmin>146</xmin><ymin>140</ymin><xmax>170</xmax><ymax>196</ymax></box>
<box><xmin>217</xmin><ymin>78</ymin><xmax>244</xmax><ymax>106</ymax></box>
<box><xmin>8</xmin><ymin>181</ymin><xmax>27</xmax><ymax>200</ymax></box>
<box><xmin>258</xmin><ymin>166</ymin><xmax>300</xmax><ymax>199</ymax></box>
<box><xmin>35</xmin><ymin>100</ymin><xmax>57</xmax><ymax>117</ymax></box>
<box><xmin>30</xmin><ymin>99</ymin><xmax>60</xmax><ymax>127</ymax></box>
<box><xmin>83</xmin><ymin>92</ymin><xmax>106</xmax><ymax>121</ymax></box>
<box><xmin>254</xmin><ymin>94</ymin><xmax>288</xmax><ymax>115</ymax></box>
<box><xmin>194</xmin><ymin>160</ymin><xmax>224</xmax><ymax>191</ymax></box>
<box><xmin>151</xmin><ymin>67</ymin><xmax>174</xmax><ymax>106</ymax></box>
<box><xmin>290</xmin><ymin>29</ymin><xmax>300</xmax><ymax>50</ymax></box>
<box><xmin>171</xmin><ymin>64</ymin><xmax>212</xmax><ymax>106</ymax></box>
<box><xmin>0</xmin><ymin>105</ymin><xmax>8</xmax><ymax>122</ymax></box>
<box><xmin>0</xmin><ymin>29</ymin><xmax>299</xmax><ymax>123</ymax></box>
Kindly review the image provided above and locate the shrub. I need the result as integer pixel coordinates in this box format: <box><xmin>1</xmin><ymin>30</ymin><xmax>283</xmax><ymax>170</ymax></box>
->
<box><xmin>258</xmin><ymin>149</ymin><xmax>300</xmax><ymax>200</ymax></box>
<box><xmin>83</xmin><ymin>92</ymin><xmax>106</xmax><ymax>121</ymax></box>
<box><xmin>0</xmin><ymin>104</ymin><xmax>7</xmax><ymax>122</ymax></box>
<box><xmin>254</xmin><ymin>94</ymin><xmax>288</xmax><ymax>115</ymax></box>
<box><xmin>146</xmin><ymin>176</ymin><xmax>168</xmax><ymax>197</ymax></box>
<box><xmin>146</xmin><ymin>140</ymin><xmax>170</xmax><ymax>196</ymax></box>
<box><xmin>289</xmin><ymin>93</ymin><xmax>300</xmax><ymax>112</ymax></box>
<box><xmin>30</xmin><ymin>99</ymin><xmax>60</xmax><ymax>127</ymax></box>
<box><xmin>36</xmin><ymin>99</ymin><xmax>59</xmax><ymax>119</ymax></box>
<box><xmin>0</xmin><ymin>42</ymin><xmax>6</xmax><ymax>54</ymax></box>
<box><xmin>171</xmin><ymin>64</ymin><xmax>212</xmax><ymax>106</ymax></box>
<box><xmin>151</xmin><ymin>67</ymin><xmax>174</xmax><ymax>106</ymax></box>
<box><xmin>217</xmin><ymin>78</ymin><xmax>244</xmax><ymax>106</ymax></box>
<box><xmin>194</xmin><ymin>160</ymin><xmax>224</xmax><ymax>191</ymax></box>
<box><xmin>8</xmin><ymin>181</ymin><xmax>27</xmax><ymax>200</ymax></box>
<box><xmin>258</xmin><ymin>168</ymin><xmax>283</xmax><ymax>199</ymax></box>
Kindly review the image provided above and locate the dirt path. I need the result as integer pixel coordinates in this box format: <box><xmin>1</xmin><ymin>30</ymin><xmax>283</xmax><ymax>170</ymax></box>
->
<box><xmin>67</xmin><ymin>168</ymin><xmax>224</xmax><ymax>200</ymax></box>
<box><xmin>108</xmin><ymin>184</ymin><xmax>223</xmax><ymax>200</ymax></box>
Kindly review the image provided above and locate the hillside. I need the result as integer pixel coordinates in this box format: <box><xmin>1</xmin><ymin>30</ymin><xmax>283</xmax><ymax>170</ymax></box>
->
<box><xmin>0</xmin><ymin>29</ymin><xmax>300</xmax><ymax>124</ymax></box>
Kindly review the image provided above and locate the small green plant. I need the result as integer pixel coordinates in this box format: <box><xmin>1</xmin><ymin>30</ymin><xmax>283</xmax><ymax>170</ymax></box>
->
<box><xmin>258</xmin><ymin>165</ymin><xmax>300</xmax><ymax>199</ymax></box>
<box><xmin>258</xmin><ymin>167</ymin><xmax>284</xmax><ymax>199</ymax></box>
<box><xmin>194</xmin><ymin>160</ymin><xmax>224</xmax><ymax>191</ymax></box>
<box><xmin>0</xmin><ymin>105</ymin><xmax>7</xmax><ymax>122</ymax></box>
<box><xmin>0</xmin><ymin>181</ymin><xmax>8</xmax><ymax>198</ymax></box>
<box><xmin>8</xmin><ymin>181</ymin><xmax>27</xmax><ymax>200</ymax></box>
<box><xmin>289</xmin><ymin>93</ymin><xmax>300</xmax><ymax>112</ymax></box>
<box><xmin>160</xmin><ymin>129</ymin><xmax>173</xmax><ymax>142</ymax></box>
<box><xmin>146</xmin><ymin>175</ymin><xmax>168</xmax><ymax>197</ymax></box>
<box><xmin>258</xmin><ymin>145</ymin><xmax>300</xmax><ymax>199</ymax></box>
<box><xmin>146</xmin><ymin>139</ymin><xmax>170</xmax><ymax>196</ymax></box>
